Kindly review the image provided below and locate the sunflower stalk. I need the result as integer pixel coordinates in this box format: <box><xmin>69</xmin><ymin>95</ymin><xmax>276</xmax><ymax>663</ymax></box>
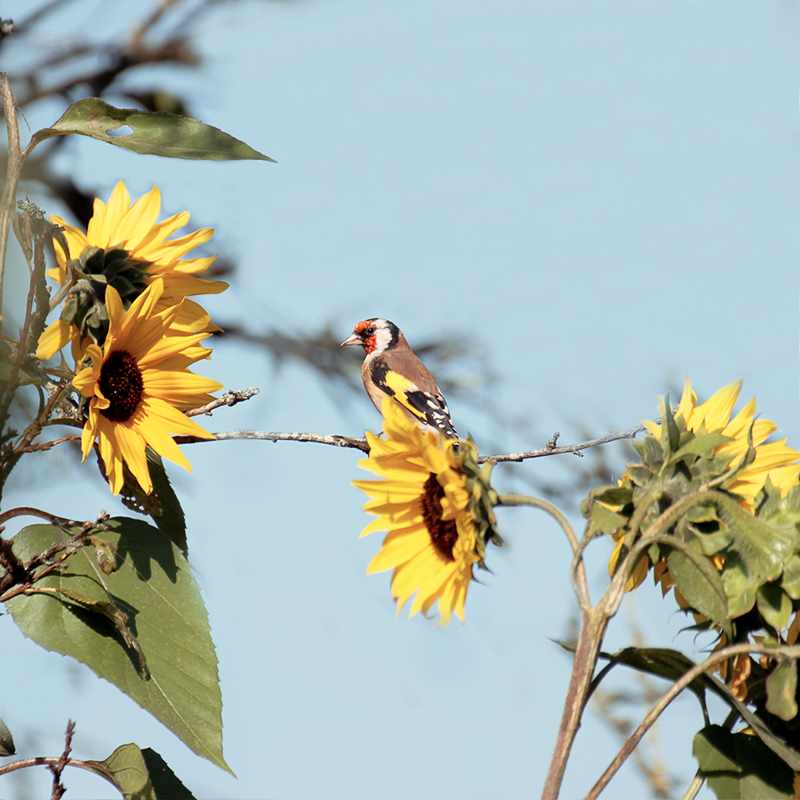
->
<box><xmin>542</xmin><ymin>478</ymin><xmax>757</xmax><ymax>798</ymax></box>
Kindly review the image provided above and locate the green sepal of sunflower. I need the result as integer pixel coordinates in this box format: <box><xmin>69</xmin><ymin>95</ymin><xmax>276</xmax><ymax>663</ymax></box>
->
<box><xmin>452</xmin><ymin>437</ymin><xmax>503</xmax><ymax>561</ymax></box>
<box><xmin>58</xmin><ymin>245</ymin><xmax>152</xmax><ymax>348</ymax></box>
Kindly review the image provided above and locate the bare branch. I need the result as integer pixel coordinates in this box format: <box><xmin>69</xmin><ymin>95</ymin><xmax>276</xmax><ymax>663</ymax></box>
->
<box><xmin>174</xmin><ymin>430</ymin><xmax>371</xmax><ymax>453</ymax></box>
<box><xmin>173</xmin><ymin>424</ymin><xmax>645</xmax><ymax>461</ymax></box>
<box><xmin>479</xmin><ymin>425</ymin><xmax>646</xmax><ymax>464</ymax></box>
<box><xmin>185</xmin><ymin>387</ymin><xmax>260</xmax><ymax>417</ymax></box>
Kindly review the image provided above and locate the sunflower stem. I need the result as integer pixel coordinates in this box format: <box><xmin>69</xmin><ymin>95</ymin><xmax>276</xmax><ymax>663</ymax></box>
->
<box><xmin>542</xmin><ymin>608</ymin><xmax>609</xmax><ymax>799</ymax></box>
<box><xmin>0</xmin><ymin>73</ymin><xmax>22</xmax><ymax>324</ymax></box>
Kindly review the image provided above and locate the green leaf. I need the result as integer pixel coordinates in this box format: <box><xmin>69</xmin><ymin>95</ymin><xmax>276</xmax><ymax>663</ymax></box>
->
<box><xmin>641</xmin><ymin>434</ymin><xmax>665</xmax><ymax>467</ymax></box>
<box><xmin>694</xmin><ymin>725</ymin><xmax>795</xmax><ymax>799</ymax></box>
<box><xmin>766</xmin><ymin>659</ymin><xmax>798</xmax><ymax>721</ymax></box>
<box><xmin>96</xmin><ymin>743</ymin><xmax>157</xmax><ymax>800</ymax></box>
<box><xmin>670</xmin><ymin>432</ymin><xmax>731</xmax><ymax>464</ymax></box>
<box><xmin>591</xmin><ymin>647</ymin><xmax>713</xmax><ymax>710</ymax></box>
<box><xmin>0</xmin><ymin>718</ymin><xmax>15</xmax><ymax>756</ymax></box>
<box><xmin>718</xmin><ymin>499</ymin><xmax>799</xmax><ymax>583</ymax></box>
<box><xmin>757</xmin><ymin>584</ymin><xmax>793</xmax><ymax>631</ymax></box>
<box><xmin>30</xmin><ymin>586</ymin><xmax>146</xmax><ymax>670</ymax></box>
<box><xmin>665</xmin><ymin>545</ymin><xmax>730</xmax><ymax>632</ymax></box>
<box><xmin>35</xmin><ymin>98</ymin><xmax>275</xmax><ymax>162</ymax></box>
<box><xmin>589</xmin><ymin>484</ymin><xmax>633</xmax><ymax>508</ymax></box>
<box><xmin>662</xmin><ymin>396</ymin><xmax>680</xmax><ymax>457</ymax></box>
<box><xmin>587</xmin><ymin>503</ymin><xmax>626</xmax><ymax>537</ymax></box>
<box><xmin>722</xmin><ymin>558</ymin><xmax>759</xmax><ymax>619</ymax></box>
<box><xmin>91</xmin><ymin>744</ymin><xmax>196</xmax><ymax>800</ymax></box>
<box><xmin>626</xmin><ymin>465</ymin><xmax>653</xmax><ymax>487</ymax></box>
<box><xmin>120</xmin><ymin>449</ymin><xmax>188</xmax><ymax>556</ymax></box>
<box><xmin>757</xmin><ymin>480</ymin><xmax>800</xmax><ymax>529</ymax></box>
<box><xmin>781</xmin><ymin>554</ymin><xmax>800</xmax><ymax>600</ymax></box>
<box><xmin>577</xmin><ymin>643</ymin><xmax>800</xmax><ymax>772</ymax></box>
<box><xmin>5</xmin><ymin>520</ymin><xmax>229</xmax><ymax>772</ymax></box>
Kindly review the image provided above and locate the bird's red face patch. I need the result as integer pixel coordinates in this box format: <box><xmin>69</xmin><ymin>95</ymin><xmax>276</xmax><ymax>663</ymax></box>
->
<box><xmin>354</xmin><ymin>320</ymin><xmax>378</xmax><ymax>354</ymax></box>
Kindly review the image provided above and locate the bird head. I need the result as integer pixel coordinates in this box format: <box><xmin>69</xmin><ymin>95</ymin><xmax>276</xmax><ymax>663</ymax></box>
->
<box><xmin>340</xmin><ymin>318</ymin><xmax>399</xmax><ymax>355</ymax></box>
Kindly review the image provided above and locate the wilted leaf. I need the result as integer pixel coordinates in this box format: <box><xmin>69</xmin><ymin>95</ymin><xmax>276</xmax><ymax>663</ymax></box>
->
<box><xmin>35</xmin><ymin>98</ymin><xmax>274</xmax><ymax>162</ymax></box>
<box><xmin>5</xmin><ymin>520</ymin><xmax>229</xmax><ymax>772</ymax></box>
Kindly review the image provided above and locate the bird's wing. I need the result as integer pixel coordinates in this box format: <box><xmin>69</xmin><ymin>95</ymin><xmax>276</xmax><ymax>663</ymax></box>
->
<box><xmin>374</xmin><ymin>365</ymin><xmax>458</xmax><ymax>438</ymax></box>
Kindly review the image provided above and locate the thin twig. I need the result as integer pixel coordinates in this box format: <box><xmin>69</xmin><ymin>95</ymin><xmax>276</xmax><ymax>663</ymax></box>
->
<box><xmin>0</xmin><ymin>755</ymin><xmax>117</xmax><ymax>787</ymax></box>
<box><xmin>184</xmin><ymin>387</ymin><xmax>260</xmax><ymax>417</ymax></box>
<box><xmin>480</xmin><ymin>425</ymin><xmax>646</xmax><ymax>464</ymax></box>
<box><xmin>50</xmin><ymin>720</ymin><xmax>74</xmax><ymax>800</ymax></box>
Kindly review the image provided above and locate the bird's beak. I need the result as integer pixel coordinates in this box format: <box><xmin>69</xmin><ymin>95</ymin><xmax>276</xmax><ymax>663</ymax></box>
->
<box><xmin>340</xmin><ymin>332</ymin><xmax>361</xmax><ymax>347</ymax></box>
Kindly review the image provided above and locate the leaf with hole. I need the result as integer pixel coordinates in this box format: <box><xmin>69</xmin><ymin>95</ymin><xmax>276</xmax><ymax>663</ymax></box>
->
<box><xmin>34</xmin><ymin>98</ymin><xmax>275</xmax><ymax>162</ymax></box>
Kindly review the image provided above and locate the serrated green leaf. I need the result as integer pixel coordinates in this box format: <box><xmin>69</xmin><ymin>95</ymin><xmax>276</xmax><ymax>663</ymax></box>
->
<box><xmin>0</xmin><ymin>718</ymin><xmax>15</xmax><ymax>756</ymax></box>
<box><xmin>5</xmin><ymin>520</ymin><xmax>229</xmax><ymax>772</ymax></box>
<box><xmin>665</xmin><ymin>546</ymin><xmax>730</xmax><ymax>631</ymax></box>
<box><xmin>90</xmin><ymin>744</ymin><xmax>196</xmax><ymax>800</ymax></box>
<box><xmin>30</xmin><ymin>586</ymin><xmax>146</xmax><ymax>670</ymax></box>
<box><xmin>757</xmin><ymin>584</ymin><xmax>793</xmax><ymax>631</ymax></box>
<box><xmin>35</xmin><ymin>98</ymin><xmax>274</xmax><ymax>162</ymax></box>
<box><xmin>766</xmin><ymin>660</ymin><xmax>798</xmax><ymax>722</ymax></box>
<box><xmin>694</xmin><ymin>725</ymin><xmax>795</xmax><ymax>799</ymax></box>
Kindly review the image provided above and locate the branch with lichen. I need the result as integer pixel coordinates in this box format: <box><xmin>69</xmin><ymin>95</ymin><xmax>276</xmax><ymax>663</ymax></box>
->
<box><xmin>174</xmin><ymin>423</ymin><xmax>645</xmax><ymax>461</ymax></box>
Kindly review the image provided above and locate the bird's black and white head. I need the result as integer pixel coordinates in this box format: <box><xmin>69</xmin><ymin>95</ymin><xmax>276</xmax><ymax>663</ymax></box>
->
<box><xmin>340</xmin><ymin>318</ymin><xmax>399</xmax><ymax>355</ymax></box>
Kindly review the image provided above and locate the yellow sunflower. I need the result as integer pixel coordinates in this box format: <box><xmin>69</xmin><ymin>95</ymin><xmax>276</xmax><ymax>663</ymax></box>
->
<box><xmin>353</xmin><ymin>400</ymin><xmax>484</xmax><ymax>626</ymax></box>
<box><xmin>609</xmin><ymin>377</ymin><xmax>800</xmax><ymax>590</ymax></box>
<box><xmin>72</xmin><ymin>279</ymin><xmax>222</xmax><ymax>496</ymax></box>
<box><xmin>37</xmin><ymin>181</ymin><xmax>227</xmax><ymax>360</ymax></box>
<box><xmin>648</xmin><ymin>377</ymin><xmax>800</xmax><ymax>509</ymax></box>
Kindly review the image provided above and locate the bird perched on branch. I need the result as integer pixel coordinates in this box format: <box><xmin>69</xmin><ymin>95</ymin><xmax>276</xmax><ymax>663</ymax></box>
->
<box><xmin>341</xmin><ymin>318</ymin><xmax>459</xmax><ymax>439</ymax></box>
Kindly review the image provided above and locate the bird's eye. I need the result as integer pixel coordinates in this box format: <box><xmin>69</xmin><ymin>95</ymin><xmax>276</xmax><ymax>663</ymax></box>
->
<box><xmin>363</xmin><ymin>326</ymin><xmax>375</xmax><ymax>336</ymax></box>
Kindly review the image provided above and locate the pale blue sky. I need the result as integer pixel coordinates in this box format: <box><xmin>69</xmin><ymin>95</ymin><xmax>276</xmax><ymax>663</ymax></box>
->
<box><xmin>3</xmin><ymin>1</ymin><xmax>798</xmax><ymax>798</ymax></box>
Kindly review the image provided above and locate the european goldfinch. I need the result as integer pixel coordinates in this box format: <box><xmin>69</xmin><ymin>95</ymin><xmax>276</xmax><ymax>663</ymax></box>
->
<box><xmin>341</xmin><ymin>318</ymin><xmax>459</xmax><ymax>439</ymax></box>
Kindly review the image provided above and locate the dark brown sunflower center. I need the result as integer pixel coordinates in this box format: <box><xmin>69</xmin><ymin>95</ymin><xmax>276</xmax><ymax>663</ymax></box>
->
<box><xmin>98</xmin><ymin>350</ymin><xmax>144</xmax><ymax>422</ymax></box>
<box><xmin>421</xmin><ymin>473</ymin><xmax>457</xmax><ymax>562</ymax></box>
